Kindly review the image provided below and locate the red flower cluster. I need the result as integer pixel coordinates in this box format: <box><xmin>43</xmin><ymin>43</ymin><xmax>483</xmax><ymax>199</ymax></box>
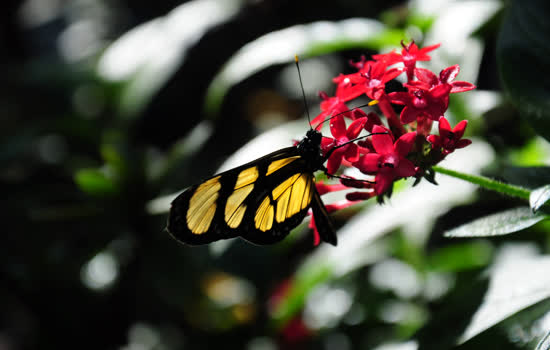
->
<box><xmin>309</xmin><ymin>41</ymin><xmax>476</xmax><ymax>245</ymax></box>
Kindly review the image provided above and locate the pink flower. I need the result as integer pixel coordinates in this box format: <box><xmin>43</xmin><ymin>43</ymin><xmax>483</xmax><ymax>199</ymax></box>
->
<box><xmin>354</xmin><ymin>125</ymin><xmax>417</xmax><ymax>195</ymax></box>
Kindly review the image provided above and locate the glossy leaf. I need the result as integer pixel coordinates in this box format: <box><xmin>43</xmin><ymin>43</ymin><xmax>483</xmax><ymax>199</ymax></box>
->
<box><xmin>459</xmin><ymin>245</ymin><xmax>550</xmax><ymax>343</ymax></box>
<box><xmin>530</xmin><ymin>185</ymin><xmax>550</xmax><ymax>213</ymax></box>
<box><xmin>444</xmin><ymin>207</ymin><xmax>548</xmax><ymax>238</ymax></box>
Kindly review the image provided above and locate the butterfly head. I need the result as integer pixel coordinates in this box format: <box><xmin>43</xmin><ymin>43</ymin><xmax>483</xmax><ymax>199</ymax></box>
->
<box><xmin>297</xmin><ymin>129</ymin><xmax>325</xmax><ymax>171</ymax></box>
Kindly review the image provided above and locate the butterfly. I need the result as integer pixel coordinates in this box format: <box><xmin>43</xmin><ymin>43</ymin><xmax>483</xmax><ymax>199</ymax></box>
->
<box><xmin>167</xmin><ymin>127</ymin><xmax>340</xmax><ymax>246</ymax></box>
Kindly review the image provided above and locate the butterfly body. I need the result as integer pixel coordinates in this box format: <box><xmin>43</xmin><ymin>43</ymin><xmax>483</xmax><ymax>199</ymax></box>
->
<box><xmin>167</xmin><ymin>129</ymin><xmax>337</xmax><ymax>246</ymax></box>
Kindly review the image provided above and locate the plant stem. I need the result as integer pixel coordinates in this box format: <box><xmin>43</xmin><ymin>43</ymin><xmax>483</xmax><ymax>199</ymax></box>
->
<box><xmin>432</xmin><ymin>166</ymin><xmax>531</xmax><ymax>200</ymax></box>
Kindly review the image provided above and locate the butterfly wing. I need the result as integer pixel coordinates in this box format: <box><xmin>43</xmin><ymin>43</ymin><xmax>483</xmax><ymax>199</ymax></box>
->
<box><xmin>311</xmin><ymin>190</ymin><xmax>337</xmax><ymax>245</ymax></box>
<box><xmin>167</xmin><ymin>147</ymin><xmax>335</xmax><ymax>245</ymax></box>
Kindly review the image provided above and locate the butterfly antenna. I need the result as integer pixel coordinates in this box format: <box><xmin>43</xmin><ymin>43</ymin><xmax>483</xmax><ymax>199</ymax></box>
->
<box><xmin>295</xmin><ymin>55</ymin><xmax>313</xmax><ymax>129</ymax></box>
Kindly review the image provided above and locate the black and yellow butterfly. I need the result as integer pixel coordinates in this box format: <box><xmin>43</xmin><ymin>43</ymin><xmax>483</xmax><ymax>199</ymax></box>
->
<box><xmin>167</xmin><ymin>128</ymin><xmax>338</xmax><ymax>246</ymax></box>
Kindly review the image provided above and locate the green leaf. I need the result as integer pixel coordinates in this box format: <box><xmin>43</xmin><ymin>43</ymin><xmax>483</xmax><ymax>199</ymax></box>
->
<box><xmin>427</xmin><ymin>241</ymin><xmax>493</xmax><ymax>272</ymax></box>
<box><xmin>74</xmin><ymin>168</ymin><xmax>118</xmax><ymax>196</ymax></box>
<box><xmin>459</xmin><ymin>245</ymin><xmax>550</xmax><ymax>344</ymax></box>
<box><xmin>530</xmin><ymin>185</ymin><xmax>550</xmax><ymax>213</ymax></box>
<box><xmin>204</xmin><ymin>18</ymin><xmax>403</xmax><ymax>117</ymax></box>
<box><xmin>444</xmin><ymin>207</ymin><xmax>548</xmax><ymax>238</ymax></box>
<box><xmin>497</xmin><ymin>0</ymin><xmax>550</xmax><ymax>142</ymax></box>
<box><xmin>96</xmin><ymin>0</ymin><xmax>244</xmax><ymax>119</ymax></box>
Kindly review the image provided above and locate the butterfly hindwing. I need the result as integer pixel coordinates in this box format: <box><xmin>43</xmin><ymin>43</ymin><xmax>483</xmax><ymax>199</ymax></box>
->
<box><xmin>168</xmin><ymin>147</ymin><xmax>319</xmax><ymax>245</ymax></box>
<box><xmin>311</xmin><ymin>190</ymin><xmax>337</xmax><ymax>245</ymax></box>
<box><xmin>242</xmin><ymin>170</ymin><xmax>315</xmax><ymax>244</ymax></box>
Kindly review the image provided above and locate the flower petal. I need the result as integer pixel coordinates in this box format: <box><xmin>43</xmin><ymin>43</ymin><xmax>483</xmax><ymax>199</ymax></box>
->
<box><xmin>321</xmin><ymin>137</ymin><xmax>335</xmax><ymax>154</ymax></box>
<box><xmin>430</xmin><ymin>84</ymin><xmax>452</xmax><ymax>99</ymax></box>
<box><xmin>374</xmin><ymin>173</ymin><xmax>394</xmax><ymax>195</ymax></box>
<box><xmin>426</xmin><ymin>134</ymin><xmax>441</xmax><ymax>147</ymax></box>
<box><xmin>450</xmin><ymin>81</ymin><xmax>476</xmax><ymax>93</ymax></box>
<box><xmin>330</xmin><ymin>115</ymin><xmax>347</xmax><ymax>139</ymax></box>
<box><xmin>371</xmin><ymin>125</ymin><xmax>394</xmax><ymax>154</ymax></box>
<box><xmin>344</xmin><ymin>143</ymin><xmax>360</xmax><ymax>162</ymax></box>
<box><xmin>400</xmin><ymin>106</ymin><xmax>418</xmax><ymax>124</ymax></box>
<box><xmin>337</xmin><ymin>83</ymin><xmax>367</xmax><ymax>101</ymax></box>
<box><xmin>395</xmin><ymin>158</ymin><xmax>416</xmax><ymax>178</ymax></box>
<box><xmin>440</xmin><ymin>64</ymin><xmax>460</xmax><ymax>83</ymax></box>
<box><xmin>382</xmin><ymin>67</ymin><xmax>403</xmax><ymax>82</ymax></box>
<box><xmin>405</xmin><ymin>80</ymin><xmax>432</xmax><ymax>91</ymax></box>
<box><xmin>316</xmin><ymin>182</ymin><xmax>348</xmax><ymax>195</ymax></box>
<box><xmin>350</xmin><ymin>108</ymin><xmax>368</xmax><ymax>120</ymax></box>
<box><xmin>415</xmin><ymin>68</ymin><xmax>438</xmax><ymax>85</ymax></box>
<box><xmin>346</xmin><ymin>117</ymin><xmax>367</xmax><ymax>138</ymax></box>
<box><xmin>388</xmin><ymin>91</ymin><xmax>410</xmax><ymax>105</ymax></box>
<box><xmin>309</xmin><ymin>218</ymin><xmax>321</xmax><ymax>246</ymax></box>
<box><xmin>311</xmin><ymin>111</ymin><xmax>330</xmax><ymax>130</ymax></box>
<box><xmin>455</xmin><ymin>139</ymin><xmax>472</xmax><ymax>149</ymax></box>
<box><xmin>416</xmin><ymin>43</ymin><xmax>441</xmax><ymax>58</ymax></box>
<box><xmin>452</xmin><ymin>119</ymin><xmax>468</xmax><ymax>138</ymax></box>
<box><xmin>394</xmin><ymin>132</ymin><xmax>416</xmax><ymax>156</ymax></box>
<box><xmin>327</xmin><ymin>147</ymin><xmax>345</xmax><ymax>174</ymax></box>
<box><xmin>346</xmin><ymin>191</ymin><xmax>375</xmax><ymax>201</ymax></box>
<box><xmin>438</xmin><ymin>117</ymin><xmax>452</xmax><ymax>134</ymax></box>
<box><xmin>364</xmin><ymin>112</ymin><xmax>382</xmax><ymax>132</ymax></box>
<box><xmin>354</xmin><ymin>153</ymin><xmax>381</xmax><ymax>174</ymax></box>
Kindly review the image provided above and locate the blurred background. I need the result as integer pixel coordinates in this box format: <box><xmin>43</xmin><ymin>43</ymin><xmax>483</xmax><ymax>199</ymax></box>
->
<box><xmin>3</xmin><ymin>0</ymin><xmax>550</xmax><ymax>349</ymax></box>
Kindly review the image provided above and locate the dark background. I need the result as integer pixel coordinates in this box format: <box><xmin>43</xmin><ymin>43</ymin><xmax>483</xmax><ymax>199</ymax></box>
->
<box><xmin>3</xmin><ymin>0</ymin><xmax>550</xmax><ymax>349</ymax></box>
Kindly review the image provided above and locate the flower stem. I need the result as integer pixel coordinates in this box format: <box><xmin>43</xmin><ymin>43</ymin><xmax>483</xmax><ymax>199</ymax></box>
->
<box><xmin>432</xmin><ymin>166</ymin><xmax>531</xmax><ymax>200</ymax></box>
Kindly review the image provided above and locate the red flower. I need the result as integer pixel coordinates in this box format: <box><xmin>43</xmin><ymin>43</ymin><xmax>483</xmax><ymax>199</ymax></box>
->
<box><xmin>321</xmin><ymin>115</ymin><xmax>368</xmax><ymax>174</ymax></box>
<box><xmin>359</xmin><ymin>60</ymin><xmax>402</xmax><ymax>100</ymax></box>
<box><xmin>388</xmin><ymin>84</ymin><xmax>451</xmax><ymax>124</ymax></box>
<box><xmin>333</xmin><ymin>60</ymin><xmax>402</xmax><ymax>102</ymax></box>
<box><xmin>389</xmin><ymin>64</ymin><xmax>476</xmax><ymax>124</ymax></box>
<box><xmin>410</xmin><ymin>65</ymin><xmax>476</xmax><ymax>93</ymax></box>
<box><xmin>354</xmin><ymin>125</ymin><xmax>417</xmax><ymax>195</ymax></box>
<box><xmin>427</xmin><ymin>117</ymin><xmax>472</xmax><ymax>155</ymax></box>
<box><xmin>374</xmin><ymin>41</ymin><xmax>441</xmax><ymax>81</ymax></box>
